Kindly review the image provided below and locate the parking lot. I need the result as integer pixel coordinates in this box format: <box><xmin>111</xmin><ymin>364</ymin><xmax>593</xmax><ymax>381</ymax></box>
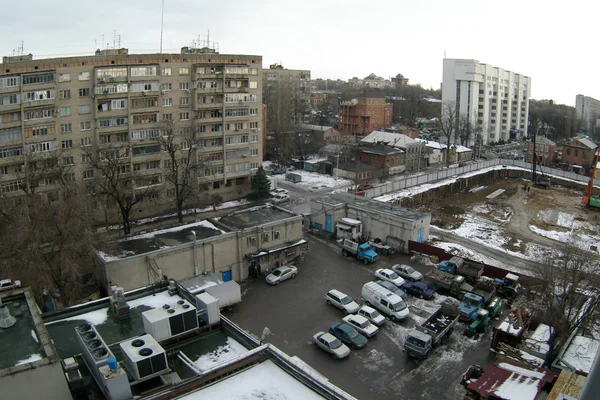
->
<box><xmin>225</xmin><ymin>235</ymin><xmax>500</xmax><ymax>399</ymax></box>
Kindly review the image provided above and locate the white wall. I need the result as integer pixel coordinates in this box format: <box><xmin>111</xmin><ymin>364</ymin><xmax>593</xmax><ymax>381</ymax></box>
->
<box><xmin>1</xmin><ymin>362</ymin><xmax>71</xmax><ymax>400</ymax></box>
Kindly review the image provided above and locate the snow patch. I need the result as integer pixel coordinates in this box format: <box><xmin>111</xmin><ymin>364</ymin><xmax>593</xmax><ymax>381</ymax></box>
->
<box><xmin>30</xmin><ymin>330</ymin><xmax>39</xmax><ymax>343</ymax></box>
<box><xmin>15</xmin><ymin>353</ymin><xmax>43</xmax><ymax>366</ymax></box>
<box><xmin>192</xmin><ymin>337</ymin><xmax>249</xmax><ymax>371</ymax></box>
<box><xmin>561</xmin><ymin>335</ymin><xmax>600</xmax><ymax>373</ymax></box>
<box><xmin>122</xmin><ymin>220</ymin><xmax>226</xmax><ymax>241</ymax></box>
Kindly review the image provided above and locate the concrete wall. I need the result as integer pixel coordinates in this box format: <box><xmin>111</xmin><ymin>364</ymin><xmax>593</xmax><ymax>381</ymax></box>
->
<box><xmin>1</xmin><ymin>362</ymin><xmax>71</xmax><ymax>400</ymax></box>
<box><xmin>310</xmin><ymin>200</ymin><xmax>346</xmax><ymax>232</ymax></box>
<box><xmin>103</xmin><ymin>215</ymin><xmax>303</xmax><ymax>291</ymax></box>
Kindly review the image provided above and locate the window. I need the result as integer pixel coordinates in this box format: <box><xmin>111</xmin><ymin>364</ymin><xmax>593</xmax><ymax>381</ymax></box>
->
<box><xmin>96</xmin><ymin>67</ymin><xmax>127</xmax><ymax>79</ymax></box>
<box><xmin>162</xmin><ymin>97</ymin><xmax>173</xmax><ymax>106</ymax></box>
<box><xmin>60</xmin><ymin>123</ymin><xmax>72</xmax><ymax>133</ymax></box>
<box><xmin>225</xmin><ymin>108</ymin><xmax>249</xmax><ymax>118</ymax></box>
<box><xmin>130</xmin><ymin>66</ymin><xmax>157</xmax><ymax>76</ymax></box>
<box><xmin>80</xmin><ymin>121</ymin><xmax>91</xmax><ymax>131</ymax></box>
<box><xmin>79</xmin><ymin>104</ymin><xmax>91</xmax><ymax>114</ymax></box>
<box><xmin>57</xmin><ymin>73</ymin><xmax>70</xmax><ymax>82</ymax></box>
<box><xmin>247</xmin><ymin>237</ymin><xmax>257</xmax><ymax>247</ymax></box>
<box><xmin>64</xmin><ymin>173</ymin><xmax>75</xmax><ymax>183</ymax></box>
<box><xmin>180</xmin><ymin>112</ymin><xmax>189</xmax><ymax>120</ymax></box>
<box><xmin>23</xmin><ymin>73</ymin><xmax>54</xmax><ymax>85</ymax></box>
<box><xmin>249</xmin><ymin>81</ymin><xmax>258</xmax><ymax>89</ymax></box>
<box><xmin>250</xmin><ymin>134</ymin><xmax>258</xmax><ymax>143</ymax></box>
<box><xmin>160</xmin><ymin>83</ymin><xmax>172</xmax><ymax>91</ymax></box>
<box><xmin>61</xmin><ymin>140</ymin><xmax>73</xmax><ymax>149</ymax></box>
<box><xmin>180</xmin><ymin>96</ymin><xmax>189</xmax><ymax>105</ymax></box>
<box><xmin>81</xmin><ymin>137</ymin><xmax>92</xmax><ymax>146</ymax></box>
<box><xmin>83</xmin><ymin>170</ymin><xmax>94</xmax><ymax>179</ymax></box>
<box><xmin>146</xmin><ymin>160</ymin><xmax>160</xmax><ymax>169</ymax></box>
<box><xmin>82</xmin><ymin>154</ymin><xmax>91</xmax><ymax>163</ymax></box>
<box><xmin>161</xmin><ymin>67</ymin><xmax>172</xmax><ymax>76</ymax></box>
<box><xmin>250</xmin><ymin>148</ymin><xmax>258</xmax><ymax>156</ymax></box>
<box><xmin>163</xmin><ymin>113</ymin><xmax>172</xmax><ymax>121</ymax></box>
<box><xmin>178</xmin><ymin>67</ymin><xmax>190</xmax><ymax>75</ymax></box>
<box><xmin>179</xmin><ymin>82</ymin><xmax>189</xmax><ymax>90</ymax></box>
<box><xmin>250</xmin><ymin>68</ymin><xmax>258</xmax><ymax>75</ymax></box>
<box><xmin>79</xmin><ymin>88</ymin><xmax>90</xmax><ymax>97</ymax></box>
<box><xmin>272</xmin><ymin>230</ymin><xmax>281</xmax><ymax>240</ymax></box>
<box><xmin>59</xmin><ymin>90</ymin><xmax>71</xmax><ymax>99</ymax></box>
<box><xmin>30</xmin><ymin>141</ymin><xmax>54</xmax><ymax>153</ymax></box>
<box><xmin>78</xmin><ymin>72</ymin><xmax>90</xmax><ymax>81</ymax></box>
<box><xmin>250</xmin><ymin>108</ymin><xmax>258</xmax><ymax>116</ymax></box>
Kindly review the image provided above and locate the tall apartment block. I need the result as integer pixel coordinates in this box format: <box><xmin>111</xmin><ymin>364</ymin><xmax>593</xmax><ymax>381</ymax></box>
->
<box><xmin>0</xmin><ymin>47</ymin><xmax>262</xmax><ymax>218</ymax></box>
<box><xmin>338</xmin><ymin>92</ymin><xmax>393</xmax><ymax>136</ymax></box>
<box><xmin>575</xmin><ymin>94</ymin><xmax>600</xmax><ymax>134</ymax></box>
<box><xmin>263</xmin><ymin>63</ymin><xmax>310</xmax><ymax>124</ymax></box>
<box><xmin>442</xmin><ymin>59</ymin><xmax>531</xmax><ymax>144</ymax></box>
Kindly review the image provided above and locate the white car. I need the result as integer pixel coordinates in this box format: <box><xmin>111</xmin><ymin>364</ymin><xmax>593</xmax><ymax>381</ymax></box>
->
<box><xmin>270</xmin><ymin>188</ymin><xmax>289</xmax><ymax>196</ymax></box>
<box><xmin>0</xmin><ymin>279</ymin><xmax>21</xmax><ymax>292</ymax></box>
<box><xmin>357</xmin><ymin>305</ymin><xmax>386</xmax><ymax>326</ymax></box>
<box><xmin>272</xmin><ymin>194</ymin><xmax>290</xmax><ymax>204</ymax></box>
<box><xmin>312</xmin><ymin>331</ymin><xmax>351</xmax><ymax>359</ymax></box>
<box><xmin>325</xmin><ymin>289</ymin><xmax>360</xmax><ymax>314</ymax></box>
<box><xmin>391</xmin><ymin>264</ymin><xmax>423</xmax><ymax>282</ymax></box>
<box><xmin>374</xmin><ymin>268</ymin><xmax>406</xmax><ymax>287</ymax></box>
<box><xmin>342</xmin><ymin>314</ymin><xmax>379</xmax><ymax>337</ymax></box>
<box><xmin>265</xmin><ymin>265</ymin><xmax>298</xmax><ymax>285</ymax></box>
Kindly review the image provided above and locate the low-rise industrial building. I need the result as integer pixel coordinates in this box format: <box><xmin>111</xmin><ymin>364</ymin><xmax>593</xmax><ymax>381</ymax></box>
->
<box><xmin>96</xmin><ymin>205</ymin><xmax>307</xmax><ymax>292</ymax></box>
<box><xmin>310</xmin><ymin>193</ymin><xmax>431</xmax><ymax>252</ymax></box>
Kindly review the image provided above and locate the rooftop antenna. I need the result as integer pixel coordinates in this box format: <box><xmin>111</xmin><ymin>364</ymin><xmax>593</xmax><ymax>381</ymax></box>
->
<box><xmin>160</xmin><ymin>0</ymin><xmax>165</xmax><ymax>53</ymax></box>
<box><xmin>117</xmin><ymin>35</ymin><xmax>121</xmax><ymax>48</ymax></box>
<box><xmin>113</xmin><ymin>30</ymin><xmax>116</xmax><ymax>49</ymax></box>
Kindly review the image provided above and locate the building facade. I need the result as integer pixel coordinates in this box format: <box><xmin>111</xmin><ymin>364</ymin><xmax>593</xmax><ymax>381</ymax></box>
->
<box><xmin>338</xmin><ymin>93</ymin><xmax>393</xmax><ymax>135</ymax></box>
<box><xmin>575</xmin><ymin>94</ymin><xmax>600</xmax><ymax>134</ymax></box>
<box><xmin>526</xmin><ymin>136</ymin><xmax>556</xmax><ymax>166</ymax></box>
<box><xmin>358</xmin><ymin>144</ymin><xmax>405</xmax><ymax>176</ymax></box>
<box><xmin>442</xmin><ymin>59</ymin><xmax>531</xmax><ymax>145</ymax></box>
<box><xmin>262</xmin><ymin>63</ymin><xmax>310</xmax><ymax>126</ymax></box>
<box><xmin>0</xmin><ymin>47</ymin><xmax>263</xmax><ymax>220</ymax></box>
<box><xmin>561</xmin><ymin>136</ymin><xmax>598</xmax><ymax>170</ymax></box>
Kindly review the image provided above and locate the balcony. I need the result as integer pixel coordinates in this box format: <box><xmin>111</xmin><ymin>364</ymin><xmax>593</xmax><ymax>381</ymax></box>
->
<box><xmin>0</xmin><ymin>103</ymin><xmax>21</xmax><ymax>112</ymax></box>
<box><xmin>224</xmin><ymin>87</ymin><xmax>249</xmax><ymax>93</ymax></box>
<box><xmin>0</xmin><ymin>86</ymin><xmax>21</xmax><ymax>95</ymax></box>
<box><xmin>23</xmin><ymin>98</ymin><xmax>55</xmax><ymax>108</ymax></box>
<box><xmin>196</xmin><ymin>87</ymin><xmax>223</xmax><ymax>94</ymax></box>
<box><xmin>97</xmin><ymin>124</ymin><xmax>130</xmax><ymax>134</ymax></box>
<box><xmin>225</xmin><ymin>73</ymin><xmax>249</xmax><ymax>79</ymax></box>
<box><xmin>130</xmin><ymin>90</ymin><xmax>160</xmax><ymax>98</ymax></box>
<box><xmin>96</xmin><ymin>76</ymin><xmax>127</xmax><ymax>84</ymax></box>
<box><xmin>195</xmin><ymin>102</ymin><xmax>223</xmax><ymax>110</ymax></box>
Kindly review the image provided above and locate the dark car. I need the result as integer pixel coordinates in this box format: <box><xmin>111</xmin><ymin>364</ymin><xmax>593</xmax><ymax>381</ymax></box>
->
<box><xmin>401</xmin><ymin>282</ymin><xmax>435</xmax><ymax>300</ymax></box>
<box><xmin>328</xmin><ymin>323</ymin><xmax>367</xmax><ymax>349</ymax></box>
<box><xmin>375</xmin><ymin>280</ymin><xmax>406</xmax><ymax>300</ymax></box>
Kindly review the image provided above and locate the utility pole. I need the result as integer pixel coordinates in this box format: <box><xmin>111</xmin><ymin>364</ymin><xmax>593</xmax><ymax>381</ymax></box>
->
<box><xmin>159</xmin><ymin>0</ymin><xmax>165</xmax><ymax>53</ymax></box>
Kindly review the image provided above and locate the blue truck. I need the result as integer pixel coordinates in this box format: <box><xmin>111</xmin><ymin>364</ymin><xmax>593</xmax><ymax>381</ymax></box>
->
<box><xmin>340</xmin><ymin>238</ymin><xmax>378</xmax><ymax>264</ymax></box>
<box><xmin>437</xmin><ymin>256</ymin><xmax>484</xmax><ymax>284</ymax></box>
<box><xmin>458</xmin><ymin>284</ymin><xmax>497</xmax><ymax>322</ymax></box>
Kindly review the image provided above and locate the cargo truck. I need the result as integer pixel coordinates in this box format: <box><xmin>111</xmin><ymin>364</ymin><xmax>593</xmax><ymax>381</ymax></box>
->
<box><xmin>340</xmin><ymin>238</ymin><xmax>378</xmax><ymax>264</ymax></box>
<box><xmin>458</xmin><ymin>284</ymin><xmax>497</xmax><ymax>322</ymax></box>
<box><xmin>437</xmin><ymin>256</ymin><xmax>484</xmax><ymax>283</ymax></box>
<box><xmin>423</xmin><ymin>269</ymin><xmax>474</xmax><ymax>299</ymax></box>
<box><xmin>404</xmin><ymin>301</ymin><xmax>460</xmax><ymax>359</ymax></box>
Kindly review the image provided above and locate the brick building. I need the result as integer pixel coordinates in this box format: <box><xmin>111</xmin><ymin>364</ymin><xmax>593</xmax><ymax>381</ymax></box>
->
<box><xmin>338</xmin><ymin>92</ymin><xmax>392</xmax><ymax>135</ymax></box>
<box><xmin>359</xmin><ymin>143</ymin><xmax>405</xmax><ymax>176</ymax></box>
<box><xmin>561</xmin><ymin>137</ymin><xmax>598</xmax><ymax>170</ymax></box>
<box><xmin>526</xmin><ymin>136</ymin><xmax>556</xmax><ymax>166</ymax></box>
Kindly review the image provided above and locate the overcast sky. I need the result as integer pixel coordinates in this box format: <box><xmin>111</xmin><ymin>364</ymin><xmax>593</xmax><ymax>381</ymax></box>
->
<box><xmin>1</xmin><ymin>0</ymin><xmax>595</xmax><ymax>106</ymax></box>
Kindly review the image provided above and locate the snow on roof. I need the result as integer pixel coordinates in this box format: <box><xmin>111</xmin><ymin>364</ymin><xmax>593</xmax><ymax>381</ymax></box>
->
<box><xmin>361</xmin><ymin>131</ymin><xmax>416</xmax><ymax>148</ymax></box>
<box><xmin>416</xmin><ymin>138</ymin><xmax>444</xmax><ymax>150</ymax></box>
<box><xmin>577</xmin><ymin>137</ymin><xmax>598</xmax><ymax>149</ymax></box>
<box><xmin>497</xmin><ymin>318</ymin><xmax>525</xmax><ymax>336</ymax></box>
<box><xmin>530</xmin><ymin>324</ymin><xmax>553</xmax><ymax>343</ymax></box>
<box><xmin>180</xmin><ymin>359</ymin><xmax>324</xmax><ymax>399</ymax></box>
<box><xmin>341</xmin><ymin>218</ymin><xmax>361</xmax><ymax>225</ymax></box>
<box><xmin>561</xmin><ymin>335</ymin><xmax>600</xmax><ymax>374</ymax></box>
<box><xmin>304</xmin><ymin>157</ymin><xmax>329</xmax><ymax>164</ymax></box>
<box><xmin>456</xmin><ymin>145</ymin><xmax>472</xmax><ymax>153</ymax></box>
<box><xmin>123</xmin><ymin>220</ymin><xmax>226</xmax><ymax>241</ymax></box>
<box><xmin>192</xmin><ymin>337</ymin><xmax>249</xmax><ymax>371</ymax></box>
<box><xmin>299</xmin><ymin>124</ymin><xmax>334</xmax><ymax>132</ymax></box>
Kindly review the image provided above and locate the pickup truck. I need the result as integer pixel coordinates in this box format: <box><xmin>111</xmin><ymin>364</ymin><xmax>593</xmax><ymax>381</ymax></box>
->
<box><xmin>340</xmin><ymin>238</ymin><xmax>378</xmax><ymax>264</ymax></box>
<box><xmin>423</xmin><ymin>269</ymin><xmax>473</xmax><ymax>299</ymax></box>
<box><xmin>404</xmin><ymin>301</ymin><xmax>460</xmax><ymax>359</ymax></box>
<box><xmin>437</xmin><ymin>256</ymin><xmax>484</xmax><ymax>283</ymax></box>
<box><xmin>0</xmin><ymin>279</ymin><xmax>22</xmax><ymax>292</ymax></box>
<box><xmin>459</xmin><ymin>284</ymin><xmax>497</xmax><ymax>322</ymax></box>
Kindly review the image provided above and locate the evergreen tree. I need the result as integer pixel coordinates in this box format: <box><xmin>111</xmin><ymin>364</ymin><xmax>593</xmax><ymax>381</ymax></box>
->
<box><xmin>250</xmin><ymin>166</ymin><xmax>271</xmax><ymax>199</ymax></box>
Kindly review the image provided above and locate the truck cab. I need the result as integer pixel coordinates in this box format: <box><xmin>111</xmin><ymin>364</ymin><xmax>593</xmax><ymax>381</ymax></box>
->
<box><xmin>459</xmin><ymin>292</ymin><xmax>483</xmax><ymax>321</ymax></box>
<box><xmin>357</xmin><ymin>243</ymin><xmax>378</xmax><ymax>264</ymax></box>
<box><xmin>437</xmin><ymin>259</ymin><xmax>460</xmax><ymax>275</ymax></box>
<box><xmin>404</xmin><ymin>330</ymin><xmax>433</xmax><ymax>358</ymax></box>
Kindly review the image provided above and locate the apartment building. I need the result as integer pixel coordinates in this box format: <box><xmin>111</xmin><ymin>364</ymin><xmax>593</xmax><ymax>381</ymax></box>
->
<box><xmin>526</xmin><ymin>136</ymin><xmax>556</xmax><ymax>166</ymax></box>
<box><xmin>263</xmin><ymin>63</ymin><xmax>310</xmax><ymax>125</ymax></box>
<box><xmin>442</xmin><ymin>59</ymin><xmax>531</xmax><ymax>145</ymax></box>
<box><xmin>338</xmin><ymin>92</ymin><xmax>393</xmax><ymax>136</ymax></box>
<box><xmin>0</xmin><ymin>47</ymin><xmax>263</xmax><ymax>219</ymax></box>
<box><xmin>575</xmin><ymin>94</ymin><xmax>600</xmax><ymax>134</ymax></box>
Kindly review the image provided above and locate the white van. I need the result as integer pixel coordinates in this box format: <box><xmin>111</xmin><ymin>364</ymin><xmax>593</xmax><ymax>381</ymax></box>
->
<box><xmin>361</xmin><ymin>282</ymin><xmax>410</xmax><ymax>321</ymax></box>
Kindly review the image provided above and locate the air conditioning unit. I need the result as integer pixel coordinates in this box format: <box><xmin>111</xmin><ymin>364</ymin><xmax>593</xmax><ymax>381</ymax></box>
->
<box><xmin>251</xmin><ymin>128</ymin><xmax>258</xmax><ymax>132</ymax></box>
<box><xmin>142</xmin><ymin>299</ymin><xmax>198</xmax><ymax>342</ymax></box>
<box><xmin>184</xmin><ymin>89</ymin><xmax>190</xmax><ymax>94</ymax></box>
<box><xmin>119</xmin><ymin>334</ymin><xmax>168</xmax><ymax>381</ymax></box>
<box><xmin>142</xmin><ymin>90</ymin><xmax>148</xmax><ymax>96</ymax></box>
<box><xmin>75</xmin><ymin>323</ymin><xmax>114</xmax><ymax>370</ymax></box>
<box><xmin>160</xmin><ymin>90</ymin><xmax>166</xmax><ymax>95</ymax></box>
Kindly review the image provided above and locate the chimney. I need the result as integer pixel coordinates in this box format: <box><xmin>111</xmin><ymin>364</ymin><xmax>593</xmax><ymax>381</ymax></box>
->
<box><xmin>0</xmin><ymin>303</ymin><xmax>17</xmax><ymax>329</ymax></box>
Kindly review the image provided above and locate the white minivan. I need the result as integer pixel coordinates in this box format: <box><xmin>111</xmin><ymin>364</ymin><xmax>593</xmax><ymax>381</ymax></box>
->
<box><xmin>361</xmin><ymin>282</ymin><xmax>410</xmax><ymax>321</ymax></box>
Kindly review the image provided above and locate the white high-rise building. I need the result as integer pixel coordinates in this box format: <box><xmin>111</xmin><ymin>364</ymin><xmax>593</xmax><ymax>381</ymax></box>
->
<box><xmin>442</xmin><ymin>59</ymin><xmax>531</xmax><ymax>145</ymax></box>
<box><xmin>575</xmin><ymin>94</ymin><xmax>600</xmax><ymax>133</ymax></box>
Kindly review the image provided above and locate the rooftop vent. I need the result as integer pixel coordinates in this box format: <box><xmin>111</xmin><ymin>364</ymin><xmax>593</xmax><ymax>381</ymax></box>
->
<box><xmin>76</xmin><ymin>323</ymin><xmax>92</xmax><ymax>334</ymax></box>
<box><xmin>131</xmin><ymin>339</ymin><xmax>145</xmax><ymax>348</ymax></box>
<box><xmin>0</xmin><ymin>304</ymin><xmax>17</xmax><ymax>329</ymax></box>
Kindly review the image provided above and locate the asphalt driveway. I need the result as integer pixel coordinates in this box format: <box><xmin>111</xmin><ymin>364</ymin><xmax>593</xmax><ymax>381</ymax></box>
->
<box><xmin>224</xmin><ymin>234</ymin><xmax>499</xmax><ymax>399</ymax></box>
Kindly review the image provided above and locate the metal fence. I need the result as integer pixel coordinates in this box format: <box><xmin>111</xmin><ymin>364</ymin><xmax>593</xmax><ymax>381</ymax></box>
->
<box><xmin>363</xmin><ymin>159</ymin><xmax>600</xmax><ymax>199</ymax></box>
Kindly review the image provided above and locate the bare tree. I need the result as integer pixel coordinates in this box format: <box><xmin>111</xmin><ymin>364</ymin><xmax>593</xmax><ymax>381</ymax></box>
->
<box><xmin>154</xmin><ymin>120</ymin><xmax>203</xmax><ymax>223</ymax></box>
<box><xmin>396</xmin><ymin>84</ymin><xmax>426</xmax><ymax>128</ymax></box>
<box><xmin>435</xmin><ymin>102</ymin><xmax>457</xmax><ymax>165</ymax></box>
<box><xmin>17</xmin><ymin>147</ymin><xmax>75</xmax><ymax>200</ymax></box>
<box><xmin>83</xmin><ymin>144</ymin><xmax>144</xmax><ymax>235</ymax></box>
<box><xmin>530</xmin><ymin>244</ymin><xmax>600</xmax><ymax>346</ymax></box>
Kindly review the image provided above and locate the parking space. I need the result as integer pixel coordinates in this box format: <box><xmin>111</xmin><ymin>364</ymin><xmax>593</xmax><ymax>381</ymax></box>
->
<box><xmin>224</xmin><ymin>235</ymin><xmax>499</xmax><ymax>399</ymax></box>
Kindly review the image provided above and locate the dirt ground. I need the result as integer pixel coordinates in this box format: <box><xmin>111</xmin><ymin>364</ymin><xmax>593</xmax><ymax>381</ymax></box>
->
<box><xmin>420</xmin><ymin>177</ymin><xmax>600</xmax><ymax>257</ymax></box>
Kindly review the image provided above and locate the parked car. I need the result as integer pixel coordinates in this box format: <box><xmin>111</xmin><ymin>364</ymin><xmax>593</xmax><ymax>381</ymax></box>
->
<box><xmin>357</xmin><ymin>305</ymin><xmax>386</xmax><ymax>327</ymax></box>
<box><xmin>325</xmin><ymin>289</ymin><xmax>360</xmax><ymax>314</ymax></box>
<box><xmin>374</xmin><ymin>268</ymin><xmax>406</xmax><ymax>287</ymax></box>
<box><xmin>270</xmin><ymin>188</ymin><xmax>289</xmax><ymax>196</ymax></box>
<box><xmin>329</xmin><ymin>323</ymin><xmax>367</xmax><ymax>349</ymax></box>
<box><xmin>402</xmin><ymin>281</ymin><xmax>435</xmax><ymax>299</ymax></box>
<box><xmin>376</xmin><ymin>280</ymin><xmax>406</xmax><ymax>300</ymax></box>
<box><xmin>272</xmin><ymin>194</ymin><xmax>290</xmax><ymax>204</ymax></box>
<box><xmin>392</xmin><ymin>264</ymin><xmax>423</xmax><ymax>282</ymax></box>
<box><xmin>361</xmin><ymin>282</ymin><xmax>410</xmax><ymax>321</ymax></box>
<box><xmin>271</xmin><ymin>167</ymin><xmax>287</xmax><ymax>175</ymax></box>
<box><xmin>265</xmin><ymin>265</ymin><xmax>297</xmax><ymax>285</ymax></box>
<box><xmin>0</xmin><ymin>279</ymin><xmax>21</xmax><ymax>292</ymax></box>
<box><xmin>342</xmin><ymin>314</ymin><xmax>379</xmax><ymax>337</ymax></box>
<box><xmin>312</xmin><ymin>331</ymin><xmax>350</xmax><ymax>359</ymax></box>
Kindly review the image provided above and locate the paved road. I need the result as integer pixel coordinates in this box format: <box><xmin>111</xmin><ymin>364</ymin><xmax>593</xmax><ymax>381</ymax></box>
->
<box><xmin>224</xmin><ymin>234</ymin><xmax>501</xmax><ymax>400</ymax></box>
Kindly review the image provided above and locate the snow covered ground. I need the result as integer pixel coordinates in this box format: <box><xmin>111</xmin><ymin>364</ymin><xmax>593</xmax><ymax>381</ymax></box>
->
<box><xmin>530</xmin><ymin>210</ymin><xmax>600</xmax><ymax>254</ymax></box>
<box><xmin>192</xmin><ymin>337</ymin><xmax>250</xmax><ymax>371</ymax></box>
<box><xmin>270</xmin><ymin>169</ymin><xmax>353</xmax><ymax>191</ymax></box>
<box><xmin>181</xmin><ymin>359</ymin><xmax>324</xmax><ymax>399</ymax></box>
<box><xmin>14</xmin><ymin>353</ymin><xmax>43</xmax><ymax>366</ymax></box>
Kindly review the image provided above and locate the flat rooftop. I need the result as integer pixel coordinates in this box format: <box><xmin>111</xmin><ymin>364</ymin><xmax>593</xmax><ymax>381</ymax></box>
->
<box><xmin>98</xmin><ymin>220</ymin><xmax>226</xmax><ymax>261</ymax></box>
<box><xmin>0</xmin><ymin>291</ymin><xmax>48</xmax><ymax>370</ymax></box>
<box><xmin>330</xmin><ymin>192</ymin><xmax>429</xmax><ymax>221</ymax></box>
<box><xmin>45</xmin><ymin>290</ymin><xmax>185</xmax><ymax>358</ymax></box>
<box><xmin>218</xmin><ymin>205</ymin><xmax>296</xmax><ymax>230</ymax></box>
